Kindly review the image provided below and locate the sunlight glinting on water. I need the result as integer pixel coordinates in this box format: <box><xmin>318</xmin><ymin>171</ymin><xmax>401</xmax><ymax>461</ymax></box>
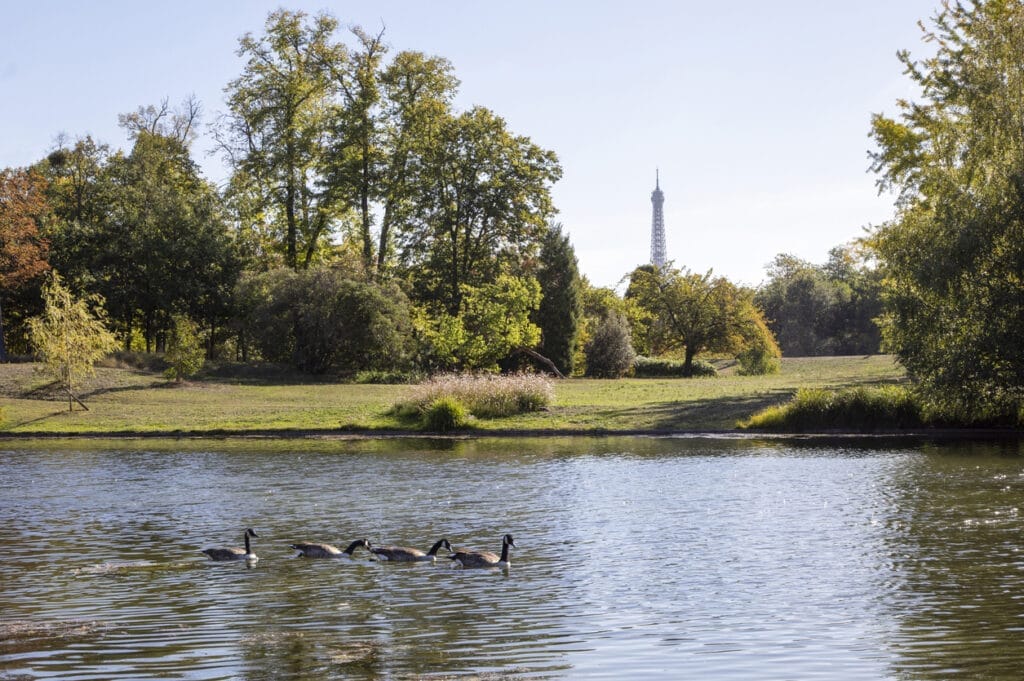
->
<box><xmin>1</xmin><ymin>437</ymin><xmax>1023</xmax><ymax>679</ymax></box>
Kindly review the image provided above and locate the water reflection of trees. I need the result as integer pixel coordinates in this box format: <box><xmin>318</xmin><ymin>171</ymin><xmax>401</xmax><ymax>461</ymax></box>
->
<box><xmin>882</xmin><ymin>440</ymin><xmax>1024</xmax><ymax>680</ymax></box>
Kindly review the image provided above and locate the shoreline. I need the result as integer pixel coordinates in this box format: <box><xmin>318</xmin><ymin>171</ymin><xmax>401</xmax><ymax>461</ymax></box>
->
<box><xmin>1</xmin><ymin>426</ymin><xmax>1021</xmax><ymax>442</ymax></box>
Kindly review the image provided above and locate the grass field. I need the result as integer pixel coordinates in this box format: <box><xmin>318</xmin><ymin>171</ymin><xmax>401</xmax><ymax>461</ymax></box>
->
<box><xmin>0</xmin><ymin>355</ymin><xmax>906</xmax><ymax>436</ymax></box>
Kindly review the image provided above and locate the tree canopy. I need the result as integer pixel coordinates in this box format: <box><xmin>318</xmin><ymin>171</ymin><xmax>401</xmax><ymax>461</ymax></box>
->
<box><xmin>0</xmin><ymin>168</ymin><xmax>51</xmax><ymax>361</ymax></box>
<box><xmin>627</xmin><ymin>265</ymin><xmax>778</xmax><ymax>375</ymax></box>
<box><xmin>869</xmin><ymin>0</ymin><xmax>1024</xmax><ymax>418</ymax></box>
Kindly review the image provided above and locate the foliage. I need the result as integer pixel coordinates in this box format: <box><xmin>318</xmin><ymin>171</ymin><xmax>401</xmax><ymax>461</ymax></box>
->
<box><xmin>41</xmin><ymin>129</ymin><xmax>239</xmax><ymax>353</ymax></box>
<box><xmin>235</xmin><ymin>267</ymin><xmax>414</xmax><ymax>375</ymax></box>
<box><xmin>400</xmin><ymin>106</ymin><xmax>561</xmax><ymax>313</ymax></box>
<box><xmin>626</xmin><ymin>266</ymin><xmax>779</xmax><ymax>374</ymax></box>
<box><xmin>739</xmin><ymin>386</ymin><xmax>923</xmax><ymax>431</ymax></box>
<box><xmin>633</xmin><ymin>356</ymin><xmax>717</xmax><ymax>378</ymax></box>
<box><xmin>421</xmin><ymin>396</ymin><xmax>471</xmax><ymax>432</ymax></box>
<box><xmin>164</xmin><ymin>315</ymin><xmax>205</xmax><ymax>382</ymax></box>
<box><xmin>584</xmin><ymin>311</ymin><xmax>636</xmax><ymax>378</ymax></box>
<box><xmin>395</xmin><ymin>372</ymin><xmax>554</xmax><ymax>419</ymax></box>
<box><xmin>353</xmin><ymin>369</ymin><xmax>421</xmax><ymax>384</ymax></box>
<box><xmin>868</xmin><ymin>0</ymin><xmax>1024</xmax><ymax>418</ymax></box>
<box><xmin>28</xmin><ymin>271</ymin><xmax>117</xmax><ymax>409</ymax></box>
<box><xmin>735</xmin><ymin>314</ymin><xmax>782</xmax><ymax>376</ymax></box>
<box><xmin>218</xmin><ymin>9</ymin><xmax>336</xmax><ymax>270</ymax></box>
<box><xmin>0</xmin><ymin>168</ymin><xmax>51</xmax><ymax>361</ymax></box>
<box><xmin>756</xmin><ymin>246</ymin><xmax>882</xmax><ymax>356</ymax></box>
<box><xmin>533</xmin><ymin>222</ymin><xmax>582</xmax><ymax>375</ymax></box>
<box><xmin>414</xmin><ymin>275</ymin><xmax>542</xmax><ymax>372</ymax></box>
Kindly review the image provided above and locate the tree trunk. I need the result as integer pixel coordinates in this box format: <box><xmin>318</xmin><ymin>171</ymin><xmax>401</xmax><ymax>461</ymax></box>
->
<box><xmin>517</xmin><ymin>347</ymin><xmax>565</xmax><ymax>378</ymax></box>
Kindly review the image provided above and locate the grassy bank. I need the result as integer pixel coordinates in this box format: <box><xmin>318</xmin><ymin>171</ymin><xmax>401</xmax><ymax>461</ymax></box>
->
<box><xmin>0</xmin><ymin>355</ymin><xmax>905</xmax><ymax>436</ymax></box>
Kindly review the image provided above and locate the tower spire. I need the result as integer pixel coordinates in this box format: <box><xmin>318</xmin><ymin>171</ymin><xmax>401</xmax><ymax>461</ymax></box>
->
<box><xmin>650</xmin><ymin>170</ymin><xmax>667</xmax><ymax>267</ymax></box>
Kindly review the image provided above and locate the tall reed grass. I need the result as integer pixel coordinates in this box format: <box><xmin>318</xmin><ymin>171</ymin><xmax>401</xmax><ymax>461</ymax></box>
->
<box><xmin>394</xmin><ymin>373</ymin><xmax>554</xmax><ymax>419</ymax></box>
<box><xmin>740</xmin><ymin>385</ymin><xmax>924</xmax><ymax>431</ymax></box>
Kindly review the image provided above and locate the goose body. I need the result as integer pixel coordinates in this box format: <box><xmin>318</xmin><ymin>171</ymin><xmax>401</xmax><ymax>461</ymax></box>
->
<box><xmin>291</xmin><ymin>538</ymin><xmax>371</xmax><ymax>559</ymax></box>
<box><xmin>371</xmin><ymin>538</ymin><xmax>452</xmax><ymax>563</ymax></box>
<box><xmin>449</xmin><ymin>534</ymin><xmax>515</xmax><ymax>569</ymax></box>
<box><xmin>202</xmin><ymin>528</ymin><xmax>259</xmax><ymax>562</ymax></box>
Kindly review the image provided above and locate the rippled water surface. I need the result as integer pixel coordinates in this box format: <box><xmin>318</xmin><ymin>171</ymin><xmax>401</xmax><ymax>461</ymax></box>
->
<box><xmin>2</xmin><ymin>436</ymin><xmax>1024</xmax><ymax>679</ymax></box>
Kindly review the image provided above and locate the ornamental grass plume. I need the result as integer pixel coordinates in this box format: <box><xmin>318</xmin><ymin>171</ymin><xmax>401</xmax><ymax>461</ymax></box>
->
<box><xmin>396</xmin><ymin>372</ymin><xmax>554</xmax><ymax>419</ymax></box>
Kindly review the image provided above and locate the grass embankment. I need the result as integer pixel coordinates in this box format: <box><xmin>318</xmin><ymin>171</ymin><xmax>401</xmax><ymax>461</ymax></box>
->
<box><xmin>0</xmin><ymin>355</ymin><xmax>905</xmax><ymax>437</ymax></box>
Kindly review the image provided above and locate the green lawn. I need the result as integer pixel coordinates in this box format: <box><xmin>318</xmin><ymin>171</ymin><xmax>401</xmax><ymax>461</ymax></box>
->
<box><xmin>0</xmin><ymin>355</ymin><xmax>905</xmax><ymax>436</ymax></box>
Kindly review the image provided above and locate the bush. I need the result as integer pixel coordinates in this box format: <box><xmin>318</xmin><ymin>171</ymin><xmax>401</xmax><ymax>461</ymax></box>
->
<box><xmin>736</xmin><ymin>346</ymin><xmax>780</xmax><ymax>376</ymax></box>
<box><xmin>585</xmin><ymin>312</ymin><xmax>635</xmax><ymax>378</ymax></box>
<box><xmin>394</xmin><ymin>372</ymin><xmax>554</xmax><ymax>419</ymax></box>
<box><xmin>633</xmin><ymin>356</ymin><xmax>718</xmax><ymax>378</ymax></box>
<box><xmin>353</xmin><ymin>370</ymin><xmax>421</xmax><ymax>385</ymax></box>
<box><xmin>164</xmin><ymin>315</ymin><xmax>206</xmax><ymax>383</ymax></box>
<box><xmin>422</xmin><ymin>397</ymin><xmax>471</xmax><ymax>432</ymax></box>
<box><xmin>235</xmin><ymin>268</ymin><xmax>414</xmax><ymax>375</ymax></box>
<box><xmin>740</xmin><ymin>385</ymin><xmax>923</xmax><ymax>431</ymax></box>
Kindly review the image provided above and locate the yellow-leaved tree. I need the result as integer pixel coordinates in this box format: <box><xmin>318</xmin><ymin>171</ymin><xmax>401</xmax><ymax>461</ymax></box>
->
<box><xmin>28</xmin><ymin>271</ymin><xmax>117</xmax><ymax>410</ymax></box>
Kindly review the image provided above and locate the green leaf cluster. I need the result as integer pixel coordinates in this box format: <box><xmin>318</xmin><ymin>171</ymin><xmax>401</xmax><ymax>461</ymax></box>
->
<box><xmin>869</xmin><ymin>0</ymin><xmax>1024</xmax><ymax>418</ymax></box>
<box><xmin>28</xmin><ymin>271</ymin><xmax>117</xmax><ymax>409</ymax></box>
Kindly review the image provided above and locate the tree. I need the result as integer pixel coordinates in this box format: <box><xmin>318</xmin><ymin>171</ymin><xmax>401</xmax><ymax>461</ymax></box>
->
<box><xmin>755</xmin><ymin>247</ymin><xmax>881</xmax><ymax>357</ymax></box>
<box><xmin>28</xmin><ymin>271</ymin><xmax>117</xmax><ymax>410</ymax></box>
<box><xmin>236</xmin><ymin>267</ymin><xmax>414</xmax><ymax>374</ymax></box>
<box><xmin>627</xmin><ymin>266</ymin><xmax>777</xmax><ymax>375</ymax></box>
<box><xmin>219</xmin><ymin>9</ymin><xmax>336</xmax><ymax>270</ymax></box>
<box><xmin>584</xmin><ymin>311</ymin><xmax>636</xmax><ymax>378</ymax></box>
<box><xmin>415</xmin><ymin>274</ymin><xmax>542</xmax><ymax>372</ymax></box>
<box><xmin>164</xmin><ymin>315</ymin><xmax>205</xmax><ymax>382</ymax></box>
<box><xmin>399</xmin><ymin>106</ymin><xmax>561</xmax><ymax>313</ymax></box>
<box><xmin>41</xmin><ymin>125</ymin><xmax>240</xmax><ymax>353</ymax></box>
<box><xmin>868</xmin><ymin>0</ymin><xmax>1024</xmax><ymax>417</ymax></box>
<box><xmin>534</xmin><ymin>223</ymin><xmax>582</xmax><ymax>375</ymax></box>
<box><xmin>0</xmin><ymin>168</ymin><xmax>51</xmax><ymax>361</ymax></box>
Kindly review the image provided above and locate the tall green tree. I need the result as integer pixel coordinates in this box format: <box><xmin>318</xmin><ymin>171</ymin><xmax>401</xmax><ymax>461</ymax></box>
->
<box><xmin>534</xmin><ymin>222</ymin><xmax>582</xmax><ymax>375</ymax></box>
<box><xmin>399</xmin><ymin>106</ymin><xmax>561</xmax><ymax>313</ymax></box>
<box><xmin>375</xmin><ymin>51</ymin><xmax>458</xmax><ymax>275</ymax></box>
<box><xmin>219</xmin><ymin>9</ymin><xmax>336</xmax><ymax>270</ymax></box>
<box><xmin>756</xmin><ymin>246</ymin><xmax>882</xmax><ymax>356</ymax></box>
<box><xmin>318</xmin><ymin>26</ymin><xmax>387</xmax><ymax>270</ymax></box>
<box><xmin>0</xmin><ymin>168</ymin><xmax>51</xmax><ymax>361</ymax></box>
<box><xmin>868</xmin><ymin>0</ymin><xmax>1024</xmax><ymax>417</ymax></box>
<box><xmin>627</xmin><ymin>266</ymin><xmax>777</xmax><ymax>375</ymax></box>
<box><xmin>29</xmin><ymin>271</ymin><xmax>117</xmax><ymax>410</ymax></box>
<box><xmin>41</xmin><ymin>125</ymin><xmax>239</xmax><ymax>352</ymax></box>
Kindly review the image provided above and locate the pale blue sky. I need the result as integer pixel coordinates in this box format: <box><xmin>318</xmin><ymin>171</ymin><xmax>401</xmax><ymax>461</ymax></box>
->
<box><xmin>1</xmin><ymin>1</ymin><xmax>939</xmax><ymax>288</ymax></box>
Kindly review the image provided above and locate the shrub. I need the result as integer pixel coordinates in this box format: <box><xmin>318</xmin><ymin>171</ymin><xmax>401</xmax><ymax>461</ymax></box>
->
<box><xmin>584</xmin><ymin>312</ymin><xmax>636</xmax><ymax>378</ymax></box>
<box><xmin>740</xmin><ymin>385</ymin><xmax>923</xmax><ymax>431</ymax></box>
<box><xmin>422</xmin><ymin>397</ymin><xmax>470</xmax><ymax>432</ymax></box>
<box><xmin>633</xmin><ymin>356</ymin><xmax>718</xmax><ymax>378</ymax></box>
<box><xmin>395</xmin><ymin>372</ymin><xmax>554</xmax><ymax>419</ymax></box>
<box><xmin>235</xmin><ymin>268</ymin><xmax>414</xmax><ymax>375</ymax></box>
<box><xmin>353</xmin><ymin>370</ymin><xmax>420</xmax><ymax>385</ymax></box>
<box><xmin>164</xmin><ymin>315</ymin><xmax>206</xmax><ymax>383</ymax></box>
<box><xmin>736</xmin><ymin>346</ymin><xmax>780</xmax><ymax>376</ymax></box>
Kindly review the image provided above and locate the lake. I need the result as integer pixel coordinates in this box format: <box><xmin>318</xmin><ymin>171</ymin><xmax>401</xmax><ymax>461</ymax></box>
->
<box><xmin>1</xmin><ymin>436</ymin><xmax>1023</xmax><ymax>679</ymax></box>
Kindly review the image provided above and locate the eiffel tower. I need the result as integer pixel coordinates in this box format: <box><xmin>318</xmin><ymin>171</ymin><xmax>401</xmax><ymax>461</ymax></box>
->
<box><xmin>650</xmin><ymin>169</ymin><xmax>667</xmax><ymax>267</ymax></box>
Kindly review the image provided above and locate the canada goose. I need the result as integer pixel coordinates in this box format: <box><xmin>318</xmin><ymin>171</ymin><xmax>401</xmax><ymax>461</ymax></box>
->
<box><xmin>449</xmin><ymin>534</ymin><xmax>515</xmax><ymax>569</ymax></box>
<box><xmin>371</xmin><ymin>538</ymin><xmax>452</xmax><ymax>562</ymax></box>
<box><xmin>202</xmin><ymin>528</ymin><xmax>259</xmax><ymax>562</ymax></box>
<box><xmin>290</xmin><ymin>538</ymin><xmax>371</xmax><ymax>559</ymax></box>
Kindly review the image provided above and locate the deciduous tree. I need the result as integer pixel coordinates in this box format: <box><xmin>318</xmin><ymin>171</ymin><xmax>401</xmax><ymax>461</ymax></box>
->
<box><xmin>28</xmin><ymin>271</ymin><xmax>117</xmax><ymax>410</ymax></box>
<box><xmin>627</xmin><ymin>266</ymin><xmax>777</xmax><ymax>376</ymax></box>
<box><xmin>0</xmin><ymin>168</ymin><xmax>50</xmax><ymax>361</ymax></box>
<box><xmin>868</xmin><ymin>0</ymin><xmax>1024</xmax><ymax>418</ymax></box>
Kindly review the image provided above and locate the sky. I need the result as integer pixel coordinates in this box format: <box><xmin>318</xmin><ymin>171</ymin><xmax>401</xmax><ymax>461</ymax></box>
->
<box><xmin>1</xmin><ymin>1</ymin><xmax>941</xmax><ymax>289</ymax></box>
